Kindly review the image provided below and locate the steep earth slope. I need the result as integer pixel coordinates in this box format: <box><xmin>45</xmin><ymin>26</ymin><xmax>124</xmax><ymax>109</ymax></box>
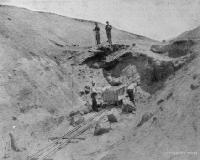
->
<box><xmin>0</xmin><ymin>5</ymin><xmax>157</xmax><ymax>160</ymax></box>
<box><xmin>173</xmin><ymin>26</ymin><xmax>200</xmax><ymax>41</ymax></box>
<box><xmin>0</xmin><ymin>5</ymin><xmax>198</xmax><ymax>160</ymax></box>
<box><xmin>93</xmin><ymin>27</ymin><xmax>200</xmax><ymax>160</ymax></box>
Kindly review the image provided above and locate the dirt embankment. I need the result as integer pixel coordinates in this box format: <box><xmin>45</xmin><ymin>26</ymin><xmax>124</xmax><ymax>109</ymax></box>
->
<box><xmin>83</xmin><ymin>42</ymin><xmax>195</xmax><ymax>94</ymax></box>
<box><xmin>0</xmin><ymin>5</ymin><xmax>199</xmax><ymax>160</ymax></box>
<box><xmin>101</xmin><ymin>42</ymin><xmax>200</xmax><ymax>160</ymax></box>
<box><xmin>0</xmin><ymin>6</ymin><xmax>157</xmax><ymax>160</ymax></box>
<box><xmin>151</xmin><ymin>40</ymin><xmax>195</xmax><ymax>58</ymax></box>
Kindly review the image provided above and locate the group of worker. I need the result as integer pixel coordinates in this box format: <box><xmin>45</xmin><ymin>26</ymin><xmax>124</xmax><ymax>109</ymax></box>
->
<box><xmin>93</xmin><ymin>21</ymin><xmax>112</xmax><ymax>45</ymax></box>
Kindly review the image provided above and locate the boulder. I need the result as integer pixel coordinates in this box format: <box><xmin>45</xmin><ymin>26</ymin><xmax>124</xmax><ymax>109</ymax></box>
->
<box><xmin>190</xmin><ymin>84</ymin><xmax>200</xmax><ymax>90</ymax></box>
<box><xmin>84</xmin><ymin>86</ymin><xmax>90</xmax><ymax>94</ymax></box>
<box><xmin>91</xmin><ymin>62</ymin><xmax>101</xmax><ymax>69</ymax></box>
<box><xmin>107</xmin><ymin>75</ymin><xmax>122</xmax><ymax>86</ymax></box>
<box><xmin>150</xmin><ymin>44</ymin><xmax>168</xmax><ymax>54</ymax></box>
<box><xmin>69</xmin><ymin>110</ymin><xmax>80</xmax><ymax>117</ymax></box>
<box><xmin>94</xmin><ymin>123</ymin><xmax>110</xmax><ymax>136</ymax></box>
<box><xmin>137</xmin><ymin>112</ymin><xmax>153</xmax><ymax>127</ymax></box>
<box><xmin>122</xmin><ymin>99</ymin><xmax>136</xmax><ymax>113</ymax></box>
<box><xmin>70</xmin><ymin>114</ymin><xmax>84</xmax><ymax>126</ymax></box>
<box><xmin>109</xmin><ymin>108</ymin><xmax>120</xmax><ymax>119</ymax></box>
<box><xmin>107</xmin><ymin>114</ymin><xmax>118</xmax><ymax>123</ymax></box>
<box><xmin>80</xmin><ymin>106</ymin><xmax>92</xmax><ymax>115</ymax></box>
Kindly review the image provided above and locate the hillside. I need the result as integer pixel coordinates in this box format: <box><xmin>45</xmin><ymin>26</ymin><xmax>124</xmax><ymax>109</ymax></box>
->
<box><xmin>0</xmin><ymin>5</ymin><xmax>157</xmax><ymax>159</ymax></box>
<box><xmin>92</xmin><ymin>25</ymin><xmax>200</xmax><ymax>160</ymax></box>
<box><xmin>173</xmin><ymin>26</ymin><xmax>200</xmax><ymax>41</ymax></box>
<box><xmin>0</xmin><ymin>4</ymin><xmax>155</xmax><ymax>115</ymax></box>
<box><xmin>0</xmin><ymin>5</ymin><xmax>199</xmax><ymax>160</ymax></box>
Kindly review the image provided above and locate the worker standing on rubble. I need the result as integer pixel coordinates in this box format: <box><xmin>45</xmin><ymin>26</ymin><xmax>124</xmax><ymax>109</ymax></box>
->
<box><xmin>93</xmin><ymin>22</ymin><xmax>101</xmax><ymax>45</ymax></box>
<box><xmin>127</xmin><ymin>82</ymin><xmax>138</xmax><ymax>106</ymax></box>
<box><xmin>91</xmin><ymin>82</ymin><xmax>99</xmax><ymax>112</ymax></box>
<box><xmin>105</xmin><ymin>21</ymin><xmax>112</xmax><ymax>45</ymax></box>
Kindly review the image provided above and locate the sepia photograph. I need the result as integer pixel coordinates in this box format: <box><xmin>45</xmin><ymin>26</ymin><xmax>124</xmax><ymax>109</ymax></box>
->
<box><xmin>0</xmin><ymin>0</ymin><xmax>199</xmax><ymax>160</ymax></box>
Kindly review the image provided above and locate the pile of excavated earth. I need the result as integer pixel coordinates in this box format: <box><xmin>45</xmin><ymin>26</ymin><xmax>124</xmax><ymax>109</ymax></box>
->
<box><xmin>0</xmin><ymin>5</ymin><xmax>199</xmax><ymax>160</ymax></box>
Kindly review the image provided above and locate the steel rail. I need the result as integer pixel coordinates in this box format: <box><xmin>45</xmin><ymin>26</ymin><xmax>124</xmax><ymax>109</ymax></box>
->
<box><xmin>28</xmin><ymin>110</ymin><xmax>106</xmax><ymax>160</ymax></box>
<box><xmin>41</xmin><ymin>111</ymin><xmax>106</xmax><ymax>160</ymax></box>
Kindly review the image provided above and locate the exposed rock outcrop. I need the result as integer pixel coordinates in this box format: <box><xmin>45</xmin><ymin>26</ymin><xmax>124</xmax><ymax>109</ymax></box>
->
<box><xmin>151</xmin><ymin>40</ymin><xmax>195</xmax><ymax>58</ymax></box>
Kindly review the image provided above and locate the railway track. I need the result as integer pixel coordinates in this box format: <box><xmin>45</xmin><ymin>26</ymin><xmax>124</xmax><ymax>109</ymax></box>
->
<box><xmin>28</xmin><ymin>110</ymin><xmax>108</xmax><ymax>160</ymax></box>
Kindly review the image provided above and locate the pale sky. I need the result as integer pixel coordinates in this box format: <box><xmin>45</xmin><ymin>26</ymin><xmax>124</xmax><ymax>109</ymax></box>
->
<box><xmin>1</xmin><ymin>0</ymin><xmax>200</xmax><ymax>40</ymax></box>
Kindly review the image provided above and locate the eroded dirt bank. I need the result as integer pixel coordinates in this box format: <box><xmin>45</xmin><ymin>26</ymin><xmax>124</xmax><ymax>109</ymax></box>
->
<box><xmin>0</xmin><ymin>5</ymin><xmax>199</xmax><ymax>160</ymax></box>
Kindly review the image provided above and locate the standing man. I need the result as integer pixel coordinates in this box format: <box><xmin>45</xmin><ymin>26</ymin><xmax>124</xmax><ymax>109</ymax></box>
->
<box><xmin>105</xmin><ymin>21</ymin><xmax>112</xmax><ymax>45</ymax></box>
<box><xmin>93</xmin><ymin>22</ymin><xmax>101</xmax><ymax>45</ymax></box>
<box><xmin>90</xmin><ymin>82</ymin><xmax>98</xmax><ymax>112</ymax></box>
<box><xmin>127</xmin><ymin>82</ymin><xmax>138</xmax><ymax>106</ymax></box>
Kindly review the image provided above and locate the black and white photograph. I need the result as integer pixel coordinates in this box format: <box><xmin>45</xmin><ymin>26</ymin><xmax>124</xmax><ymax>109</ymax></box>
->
<box><xmin>0</xmin><ymin>0</ymin><xmax>199</xmax><ymax>160</ymax></box>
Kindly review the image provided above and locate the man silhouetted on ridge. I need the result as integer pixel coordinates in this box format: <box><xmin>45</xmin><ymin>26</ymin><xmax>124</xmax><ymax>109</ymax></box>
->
<box><xmin>93</xmin><ymin>22</ymin><xmax>101</xmax><ymax>45</ymax></box>
<box><xmin>105</xmin><ymin>21</ymin><xmax>112</xmax><ymax>45</ymax></box>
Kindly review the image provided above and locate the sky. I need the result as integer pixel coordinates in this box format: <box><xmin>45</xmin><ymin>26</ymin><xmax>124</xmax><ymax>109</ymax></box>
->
<box><xmin>1</xmin><ymin>0</ymin><xmax>200</xmax><ymax>40</ymax></box>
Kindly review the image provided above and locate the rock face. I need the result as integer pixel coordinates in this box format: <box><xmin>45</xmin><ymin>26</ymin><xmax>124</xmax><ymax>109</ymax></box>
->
<box><xmin>150</xmin><ymin>44</ymin><xmax>168</xmax><ymax>54</ymax></box>
<box><xmin>168</xmin><ymin>40</ymin><xmax>194</xmax><ymax>58</ymax></box>
<box><xmin>84</xmin><ymin>41</ymin><xmax>192</xmax><ymax>94</ymax></box>
<box><xmin>151</xmin><ymin>40</ymin><xmax>195</xmax><ymax>58</ymax></box>
<box><xmin>103</xmin><ymin>52</ymin><xmax>177</xmax><ymax>94</ymax></box>
<box><xmin>149</xmin><ymin>60</ymin><xmax>175</xmax><ymax>82</ymax></box>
